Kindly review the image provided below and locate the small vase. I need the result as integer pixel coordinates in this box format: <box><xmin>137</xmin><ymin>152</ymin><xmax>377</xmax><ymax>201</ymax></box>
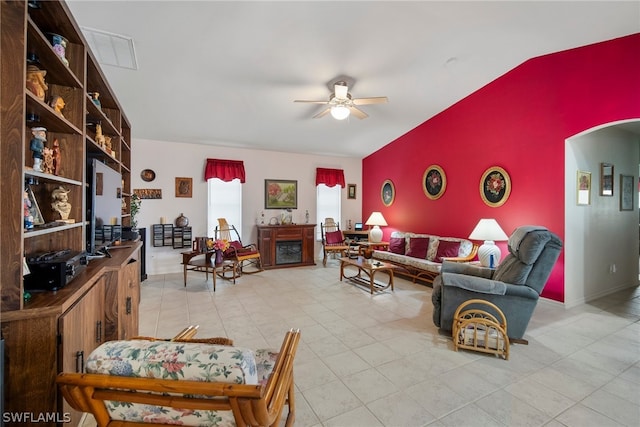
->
<box><xmin>215</xmin><ymin>249</ymin><xmax>224</xmax><ymax>265</ymax></box>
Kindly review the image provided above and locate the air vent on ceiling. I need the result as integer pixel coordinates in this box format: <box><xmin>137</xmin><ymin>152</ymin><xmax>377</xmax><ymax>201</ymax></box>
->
<box><xmin>81</xmin><ymin>27</ymin><xmax>138</xmax><ymax>70</ymax></box>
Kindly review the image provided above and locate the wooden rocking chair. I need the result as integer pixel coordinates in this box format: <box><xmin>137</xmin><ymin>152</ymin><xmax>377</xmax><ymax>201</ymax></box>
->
<box><xmin>215</xmin><ymin>218</ymin><xmax>263</xmax><ymax>274</ymax></box>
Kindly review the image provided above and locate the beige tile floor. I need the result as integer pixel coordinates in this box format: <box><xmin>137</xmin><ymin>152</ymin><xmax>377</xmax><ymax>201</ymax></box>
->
<box><xmin>86</xmin><ymin>259</ymin><xmax>640</xmax><ymax>426</ymax></box>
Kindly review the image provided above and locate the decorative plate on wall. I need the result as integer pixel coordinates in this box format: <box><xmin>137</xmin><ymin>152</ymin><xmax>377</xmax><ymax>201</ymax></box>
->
<box><xmin>381</xmin><ymin>179</ymin><xmax>395</xmax><ymax>207</ymax></box>
<box><xmin>141</xmin><ymin>169</ymin><xmax>156</xmax><ymax>182</ymax></box>
<box><xmin>480</xmin><ymin>166</ymin><xmax>511</xmax><ymax>207</ymax></box>
<box><xmin>423</xmin><ymin>165</ymin><xmax>446</xmax><ymax>200</ymax></box>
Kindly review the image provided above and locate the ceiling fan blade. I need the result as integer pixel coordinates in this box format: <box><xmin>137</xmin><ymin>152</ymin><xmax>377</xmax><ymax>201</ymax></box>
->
<box><xmin>349</xmin><ymin>106</ymin><xmax>368</xmax><ymax>119</ymax></box>
<box><xmin>352</xmin><ymin>96</ymin><xmax>388</xmax><ymax>105</ymax></box>
<box><xmin>313</xmin><ymin>107</ymin><xmax>331</xmax><ymax>119</ymax></box>
<box><xmin>294</xmin><ymin>100</ymin><xmax>329</xmax><ymax>104</ymax></box>
<box><xmin>334</xmin><ymin>82</ymin><xmax>349</xmax><ymax>100</ymax></box>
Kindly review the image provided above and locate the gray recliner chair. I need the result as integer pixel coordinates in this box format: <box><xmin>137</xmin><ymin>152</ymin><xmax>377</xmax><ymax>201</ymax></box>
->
<box><xmin>432</xmin><ymin>226</ymin><xmax>562</xmax><ymax>341</ymax></box>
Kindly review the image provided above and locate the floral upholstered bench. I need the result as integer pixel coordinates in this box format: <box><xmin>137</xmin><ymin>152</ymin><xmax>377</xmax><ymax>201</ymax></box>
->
<box><xmin>57</xmin><ymin>329</ymin><xmax>300</xmax><ymax>426</ymax></box>
<box><xmin>372</xmin><ymin>231</ymin><xmax>478</xmax><ymax>284</ymax></box>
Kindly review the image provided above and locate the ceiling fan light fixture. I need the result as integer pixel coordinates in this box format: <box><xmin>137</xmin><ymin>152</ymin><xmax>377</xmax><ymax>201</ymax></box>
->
<box><xmin>330</xmin><ymin>105</ymin><xmax>350</xmax><ymax>120</ymax></box>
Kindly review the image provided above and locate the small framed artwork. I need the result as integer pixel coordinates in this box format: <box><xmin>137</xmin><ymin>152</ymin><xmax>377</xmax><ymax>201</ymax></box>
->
<box><xmin>265</xmin><ymin>179</ymin><xmax>297</xmax><ymax>209</ymax></box>
<box><xmin>140</xmin><ymin>169</ymin><xmax>156</xmax><ymax>182</ymax></box>
<box><xmin>381</xmin><ymin>179</ymin><xmax>395</xmax><ymax>207</ymax></box>
<box><xmin>347</xmin><ymin>184</ymin><xmax>356</xmax><ymax>199</ymax></box>
<box><xmin>480</xmin><ymin>166</ymin><xmax>511</xmax><ymax>207</ymax></box>
<box><xmin>423</xmin><ymin>164</ymin><xmax>446</xmax><ymax>200</ymax></box>
<box><xmin>577</xmin><ymin>170</ymin><xmax>591</xmax><ymax>205</ymax></box>
<box><xmin>134</xmin><ymin>188</ymin><xmax>162</xmax><ymax>199</ymax></box>
<box><xmin>175</xmin><ymin>177</ymin><xmax>192</xmax><ymax>198</ymax></box>
<box><xmin>620</xmin><ymin>174</ymin><xmax>634</xmax><ymax>211</ymax></box>
<box><xmin>26</xmin><ymin>185</ymin><xmax>45</xmax><ymax>225</ymax></box>
<box><xmin>600</xmin><ymin>163</ymin><xmax>614</xmax><ymax>196</ymax></box>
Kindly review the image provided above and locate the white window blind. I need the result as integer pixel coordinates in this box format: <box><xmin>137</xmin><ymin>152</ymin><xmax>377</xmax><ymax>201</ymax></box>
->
<box><xmin>316</xmin><ymin>184</ymin><xmax>341</xmax><ymax>240</ymax></box>
<box><xmin>207</xmin><ymin>178</ymin><xmax>242</xmax><ymax>239</ymax></box>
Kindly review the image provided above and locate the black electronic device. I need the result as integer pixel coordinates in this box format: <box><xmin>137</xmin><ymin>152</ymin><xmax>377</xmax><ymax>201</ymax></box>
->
<box><xmin>25</xmin><ymin>250</ymin><xmax>87</xmax><ymax>291</ymax></box>
<box><xmin>354</xmin><ymin>222</ymin><xmax>363</xmax><ymax>231</ymax></box>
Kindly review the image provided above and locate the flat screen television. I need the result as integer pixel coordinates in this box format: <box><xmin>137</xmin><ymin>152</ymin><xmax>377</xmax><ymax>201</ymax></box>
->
<box><xmin>87</xmin><ymin>159</ymin><xmax>122</xmax><ymax>255</ymax></box>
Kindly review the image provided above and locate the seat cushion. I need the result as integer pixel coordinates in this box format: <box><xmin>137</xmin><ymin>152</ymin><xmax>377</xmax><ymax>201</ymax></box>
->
<box><xmin>325</xmin><ymin>230</ymin><xmax>344</xmax><ymax>244</ymax></box>
<box><xmin>86</xmin><ymin>340</ymin><xmax>278</xmax><ymax>426</ymax></box>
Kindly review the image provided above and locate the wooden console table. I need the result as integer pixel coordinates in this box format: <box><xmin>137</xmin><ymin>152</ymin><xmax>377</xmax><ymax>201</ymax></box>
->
<box><xmin>257</xmin><ymin>224</ymin><xmax>316</xmax><ymax>269</ymax></box>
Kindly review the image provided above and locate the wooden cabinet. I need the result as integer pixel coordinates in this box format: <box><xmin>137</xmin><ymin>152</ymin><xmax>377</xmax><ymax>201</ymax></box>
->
<box><xmin>0</xmin><ymin>1</ymin><xmax>138</xmax><ymax>423</ymax></box>
<box><xmin>257</xmin><ymin>224</ymin><xmax>316</xmax><ymax>269</ymax></box>
<box><xmin>58</xmin><ymin>276</ymin><xmax>106</xmax><ymax>425</ymax></box>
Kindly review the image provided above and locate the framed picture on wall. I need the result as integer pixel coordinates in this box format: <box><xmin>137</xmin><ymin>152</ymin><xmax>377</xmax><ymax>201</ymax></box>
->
<box><xmin>347</xmin><ymin>184</ymin><xmax>356</xmax><ymax>199</ymax></box>
<box><xmin>265</xmin><ymin>179</ymin><xmax>297</xmax><ymax>209</ymax></box>
<box><xmin>175</xmin><ymin>177</ymin><xmax>192</xmax><ymax>198</ymax></box>
<box><xmin>422</xmin><ymin>164</ymin><xmax>446</xmax><ymax>200</ymax></box>
<box><xmin>600</xmin><ymin>163</ymin><xmax>614</xmax><ymax>196</ymax></box>
<box><xmin>620</xmin><ymin>174</ymin><xmax>634</xmax><ymax>211</ymax></box>
<box><xmin>480</xmin><ymin>166</ymin><xmax>511</xmax><ymax>207</ymax></box>
<box><xmin>381</xmin><ymin>179</ymin><xmax>395</xmax><ymax>207</ymax></box>
<box><xmin>576</xmin><ymin>170</ymin><xmax>591</xmax><ymax>205</ymax></box>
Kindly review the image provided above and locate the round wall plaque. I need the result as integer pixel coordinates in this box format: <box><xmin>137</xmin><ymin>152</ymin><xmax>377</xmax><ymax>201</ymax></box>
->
<box><xmin>141</xmin><ymin>169</ymin><xmax>156</xmax><ymax>182</ymax></box>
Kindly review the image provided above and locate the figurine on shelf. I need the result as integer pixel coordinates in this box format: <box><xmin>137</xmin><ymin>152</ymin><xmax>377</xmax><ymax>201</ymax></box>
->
<box><xmin>42</xmin><ymin>146</ymin><xmax>54</xmax><ymax>174</ymax></box>
<box><xmin>30</xmin><ymin>127</ymin><xmax>47</xmax><ymax>172</ymax></box>
<box><xmin>48</xmin><ymin>33</ymin><xmax>69</xmax><ymax>67</ymax></box>
<box><xmin>49</xmin><ymin>95</ymin><xmax>65</xmax><ymax>117</ymax></box>
<box><xmin>24</xmin><ymin>189</ymin><xmax>34</xmax><ymax>230</ymax></box>
<box><xmin>89</xmin><ymin>92</ymin><xmax>101</xmax><ymax>109</ymax></box>
<box><xmin>95</xmin><ymin>123</ymin><xmax>106</xmax><ymax>148</ymax></box>
<box><xmin>104</xmin><ymin>135</ymin><xmax>114</xmax><ymax>157</ymax></box>
<box><xmin>26</xmin><ymin>65</ymin><xmax>48</xmax><ymax>101</ymax></box>
<box><xmin>52</xmin><ymin>138</ymin><xmax>61</xmax><ymax>175</ymax></box>
<box><xmin>51</xmin><ymin>186</ymin><xmax>73</xmax><ymax>222</ymax></box>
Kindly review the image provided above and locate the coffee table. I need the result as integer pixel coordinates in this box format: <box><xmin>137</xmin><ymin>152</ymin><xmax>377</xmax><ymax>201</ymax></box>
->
<box><xmin>339</xmin><ymin>256</ymin><xmax>396</xmax><ymax>294</ymax></box>
<box><xmin>181</xmin><ymin>251</ymin><xmax>238</xmax><ymax>291</ymax></box>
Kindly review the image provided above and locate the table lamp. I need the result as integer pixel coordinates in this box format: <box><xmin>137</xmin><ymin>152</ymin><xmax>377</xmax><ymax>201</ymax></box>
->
<box><xmin>468</xmin><ymin>219</ymin><xmax>509</xmax><ymax>267</ymax></box>
<box><xmin>365</xmin><ymin>212</ymin><xmax>387</xmax><ymax>243</ymax></box>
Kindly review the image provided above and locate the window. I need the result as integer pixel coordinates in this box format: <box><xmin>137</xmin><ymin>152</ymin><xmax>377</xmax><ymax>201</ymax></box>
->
<box><xmin>208</xmin><ymin>178</ymin><xmax>242</xmax><ymax>238</ymax></box>
<box><xmin>316</xmin><ymin>184</ymin><xmax>341</xmax><ymax>240</ymax></box>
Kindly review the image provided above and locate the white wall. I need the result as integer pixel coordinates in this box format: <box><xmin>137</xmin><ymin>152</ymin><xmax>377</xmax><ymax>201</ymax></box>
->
<box><xmin>564</xmin><ymin>124</ymin><xmax>639</xmax><ymax>307</ymax></box>
<box><xmin>132</xmin><ymin>138</ymin><xmax>362</xmax><ymax>274</ymax></box>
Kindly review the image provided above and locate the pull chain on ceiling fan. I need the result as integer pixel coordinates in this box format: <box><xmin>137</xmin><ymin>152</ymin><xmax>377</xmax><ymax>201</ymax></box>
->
<box><xmin>294</xmin><ymin>81</ymin><xmax>388</xmax><ymax>120</ymax></box>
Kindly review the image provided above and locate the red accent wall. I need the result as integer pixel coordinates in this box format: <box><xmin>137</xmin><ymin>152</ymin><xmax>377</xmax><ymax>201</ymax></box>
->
<box><xmin>362</xmin><ymin>33</ymin><xmax>640</xmax><ymax>302</ymax></box>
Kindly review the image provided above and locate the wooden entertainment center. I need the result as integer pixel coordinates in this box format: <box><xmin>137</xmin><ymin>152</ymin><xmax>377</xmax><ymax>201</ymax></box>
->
<box><xmin>0</xmin><ymin>1</ymin><xmax>139</xmax><ymax>424</ymax></box>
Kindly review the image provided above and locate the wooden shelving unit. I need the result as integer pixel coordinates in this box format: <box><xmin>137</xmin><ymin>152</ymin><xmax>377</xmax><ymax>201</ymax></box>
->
<box><xmin>0</xmin><ymin>1</ymin><xmax>139</xmax><ymax>424</ymax></box>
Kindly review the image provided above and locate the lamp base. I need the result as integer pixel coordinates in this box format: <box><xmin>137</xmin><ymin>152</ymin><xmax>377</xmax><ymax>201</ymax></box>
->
<box><xmin>369</xmin><ymin>226</ymin><xmax>383</xmax><ymax>243</ymax></box>
<box><xmin>477</xmin><ymin>240</ymin><xmax>501</xmax><ymax>268</ymax></box>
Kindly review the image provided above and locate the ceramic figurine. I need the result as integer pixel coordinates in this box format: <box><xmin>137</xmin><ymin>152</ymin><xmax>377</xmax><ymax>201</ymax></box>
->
<box><xmin>52</xmin><ymin>138</ymin><xmax>61</xmax><ymax>175</ymax></box>
<box><xmin>95</xmin><ymin>123</ymin><xmax>106</xmax><ymax>148</ymax></box>
<box><xmin>51</xmin><ymin>186</ymin><xmax>72</xmax><ymax>221</ymax></box>
<box><xmin>26</xmin><ymin>65</ymin><xmax>48</xmax><ymax>101</ymax></box>
<box><xmin>89</xmin><ymin>92</ymin><xmax>101</xmax><ymax>109</ymax></box>
<box><xmin>49</xmin><ymin>95</ymin><xmax>65</xmax><ymax>117</ymax></box>
<box><xmin>30</xmin><ymin>127</ymin><xmax>47</xmax><ymax>172</ymax></box>
<box><xmin>24</xmin><ymin>190</ymin><xmax>34</xmax><ymax>230</ymax></box>
<box><xmin>42</xmin><ymin>147</ymin><xmax>54</xmax><ymax>174</ymax></box>
<box><xmin>48</xmin><ymin>33</ymin><xmax>69</xmax><ymax>67</ymax></box>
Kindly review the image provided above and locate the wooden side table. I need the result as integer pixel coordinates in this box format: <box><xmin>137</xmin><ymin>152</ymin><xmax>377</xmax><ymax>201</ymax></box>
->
<box><xmin>356</xmin><ymin>241</ymin><xmax>389</xmax><ymax>255</ymax></box>
<box><xmin>181</xmin><ymin>251</ymin><xmax>238</xmax><ymax>291</ymax></box>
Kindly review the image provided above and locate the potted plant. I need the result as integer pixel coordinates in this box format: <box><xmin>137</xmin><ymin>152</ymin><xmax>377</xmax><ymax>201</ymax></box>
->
<box><xmin>130</xmin><ymin>193</ymin><xmax>141</xmax><ymax>230</ymax></box>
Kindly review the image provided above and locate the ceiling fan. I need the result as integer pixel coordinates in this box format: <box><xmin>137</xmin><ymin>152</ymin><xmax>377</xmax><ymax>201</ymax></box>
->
<box><xmin>294</xmin><ymin>81</ymin><xmax>388</xmax><ymax>120</ymax></box>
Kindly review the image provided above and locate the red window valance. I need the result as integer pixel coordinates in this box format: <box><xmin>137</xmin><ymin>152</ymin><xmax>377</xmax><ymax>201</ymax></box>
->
<box><xmin>204</xmin><ymin>159</ymin><xmax>246</xmax><ymax>183</ymax></box>
<box><xmin>315</xmin><ymin>168</ymin><xmax>345</xmax><ymax>188</ymax></box>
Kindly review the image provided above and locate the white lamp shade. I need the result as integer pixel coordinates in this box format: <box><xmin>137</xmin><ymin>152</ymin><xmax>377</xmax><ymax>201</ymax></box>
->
<box><xmin>330</xmin><ymin>105</ymin><xmax>350</xmax><ymax>120</ymax></box>
<box><xmin>469</xmin><ymin>219</ymin><xmax>508</xmax><ymax>267</ymax></box>
<box><xmin>365</xmin><ymin>212</ymin><xmax>387</xmax><ymax>243</ymax></box>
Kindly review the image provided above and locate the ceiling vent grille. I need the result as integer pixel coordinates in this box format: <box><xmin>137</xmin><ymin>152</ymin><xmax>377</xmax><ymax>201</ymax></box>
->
<box><xmin>81</xmin><ymin>27</ymin><xmax>138</xmax><ymax>70</ymax></box>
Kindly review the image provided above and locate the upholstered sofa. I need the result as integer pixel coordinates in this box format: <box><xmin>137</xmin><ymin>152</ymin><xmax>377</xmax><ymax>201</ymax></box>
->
<box><xmin>57</xmin><ymin>329</ymin><xmax>300</xmax><ymax>426</ymax></box>
<box><xmin>372</xmin><ymin>231</ymin><xmax>478</xmax><ymax>283</ymax></box>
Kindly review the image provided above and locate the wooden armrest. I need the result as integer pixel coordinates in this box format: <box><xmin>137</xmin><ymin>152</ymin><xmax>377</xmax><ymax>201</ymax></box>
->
<box><xmin>440</xmin><ymin>244</ymin><xmax>479</xmax><ymax>263</ymax></box>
